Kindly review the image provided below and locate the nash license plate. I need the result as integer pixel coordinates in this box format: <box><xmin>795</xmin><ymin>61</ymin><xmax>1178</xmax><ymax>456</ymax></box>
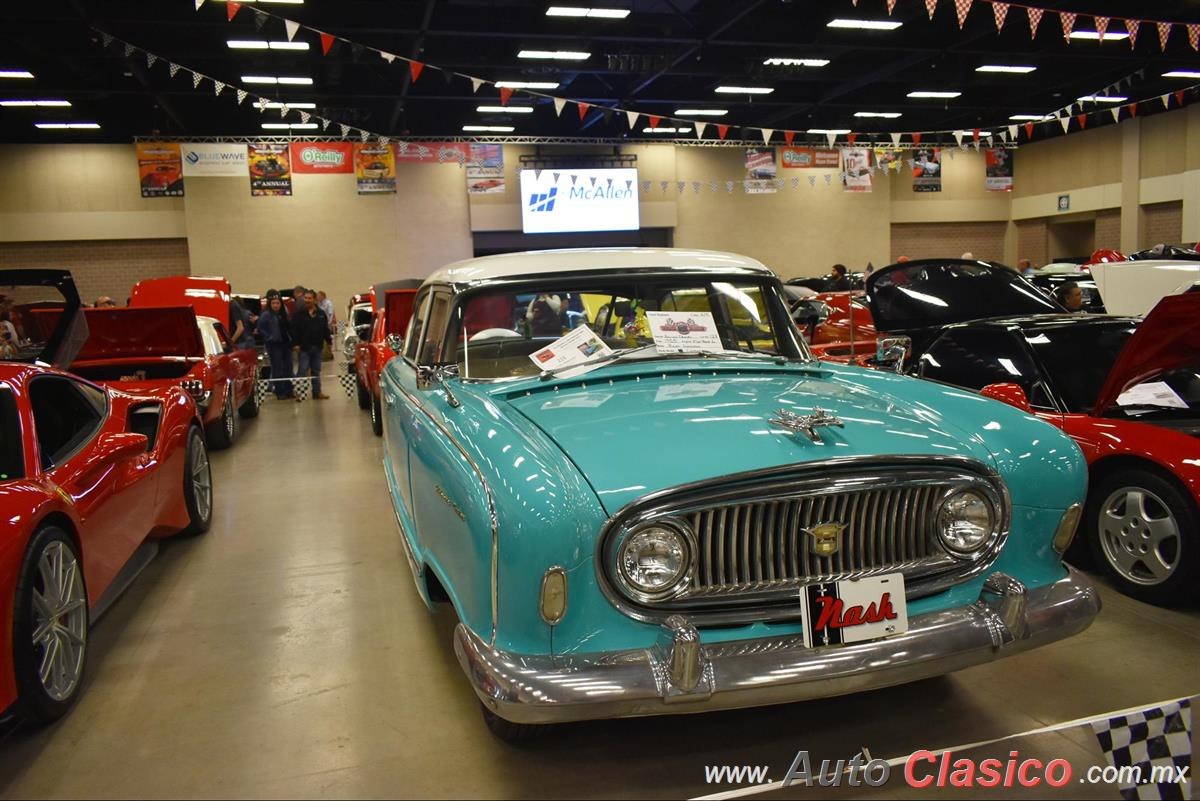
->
<box><xmin>799</xmin><ymin>573</ymin><xmax>908</xmax><ymax>649</ymax></box>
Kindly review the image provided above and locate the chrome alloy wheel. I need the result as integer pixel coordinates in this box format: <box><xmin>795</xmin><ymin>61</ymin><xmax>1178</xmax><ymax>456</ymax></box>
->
<box><xmin>1099</xmin><ymin>486</ymin><xmax>1181</xmax><ymax>586</ymax></box>
<box><xmin>192</xmin><ymin>438</ymin><xmax>213</xmax><ymax>521</ymax></box>
<box><xmin>31</xmin><ymin>541</ymin><xmax>88</xmax><ymax>702</ymax></box>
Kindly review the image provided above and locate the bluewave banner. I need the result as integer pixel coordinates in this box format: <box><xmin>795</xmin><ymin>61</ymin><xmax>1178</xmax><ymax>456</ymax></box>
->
<box><xmin>354</xmin><ymin>143</ymin><xmax>397</xmax><ymax>194</ymax></box>
<box><xmin>985</xmin><ymin>147</ymin><xmax>1014</xmax><ymax>192</ymax></box>
<box><xmin>842</xmin><ymin>148</ymin><xmax>872</xmax><ymax>193</ymax></box>
<box><xmin>181</xmin><ymin>143</ymin><xmax>247</xmax><ymax>177</ymax></box>
<box><xmin>912</xmin><ymin>148</ymin><xmax>942</xmax><ymax>193</ymax></box>
<box><xmin>136</xmin><ymin>142</ymin><xmax>184</xmax><ymax>198</ymax></box>
<box><xmin>290</xmin><ymin>142</ymin><xmax>353</xmax><ymax>174</ymax></box>
<box><xmin>248</xmin><ymin>143</ymin><xmax>293</xmax><ymax>196</ymax></box>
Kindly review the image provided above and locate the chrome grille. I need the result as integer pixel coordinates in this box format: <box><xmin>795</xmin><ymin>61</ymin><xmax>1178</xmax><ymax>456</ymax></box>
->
<box><xmin>688</xmin><ymin>485</ymin><xmax>947</xmax><ymax>596</ymax></box>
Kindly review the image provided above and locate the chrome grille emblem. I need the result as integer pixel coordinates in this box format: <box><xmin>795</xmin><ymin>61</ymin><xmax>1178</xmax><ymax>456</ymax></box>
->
<box><xmin>769</xmin><ymin>407</ymin><xmax>845</xmax><ymax>444</ymax></box>
<box><xmin>804</xmin><ymin>522</ymin><xmax>847</xmax><ymax>557</ymax></box>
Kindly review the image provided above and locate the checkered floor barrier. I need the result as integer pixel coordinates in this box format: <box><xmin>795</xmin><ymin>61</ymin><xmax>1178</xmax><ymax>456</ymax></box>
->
<box><xmin>255</xmin><ymin>365</ymin><xmax>356</xmax><ymax>404</ymax></box>
<box><xmin>1091</xmin><ymin>698</ymin><xmax>1192</xmax><ymax>800</ymax></box>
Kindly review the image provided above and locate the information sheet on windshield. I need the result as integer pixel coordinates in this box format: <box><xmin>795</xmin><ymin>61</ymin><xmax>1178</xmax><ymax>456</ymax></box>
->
<box><xmin>1117</xmin><ymin>381</ymin><xmax>1189</xmax><ymax>410</ymax></box>
<box><xmin>645</xmin><ymin>311</ymin><xmax>725</xmax><ymax>354</ymax></box>
<box><xmin>528</xmin><ymin>325</ymin><xmax>614</xmax><ymax>375</ymax></box>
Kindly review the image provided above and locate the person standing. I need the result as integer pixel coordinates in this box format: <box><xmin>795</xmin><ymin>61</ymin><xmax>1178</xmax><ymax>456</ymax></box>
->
<box><xmin>292</xmin><ymin>290</ymin><xmax>332</xmax><ymax>400</ymax></box>
<box><xmin>258</xmin><ymin>294</ymin><xmax>294</xmax><ymax>399</ymax></box>
<box><xmin>828</xmin><ymin>264</ymin><xmax>851</xmax><ymax>292</ymax></box>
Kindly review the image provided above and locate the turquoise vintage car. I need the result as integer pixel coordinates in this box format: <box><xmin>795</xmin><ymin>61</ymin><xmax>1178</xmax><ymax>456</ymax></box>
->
<box><xmin>380</xmin><ymin>248</ymin><xmax>1100</xmax><ymax>739</ymax></box>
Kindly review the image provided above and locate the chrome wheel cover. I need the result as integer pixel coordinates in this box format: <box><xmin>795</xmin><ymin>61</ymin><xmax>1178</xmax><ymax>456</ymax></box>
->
<box><xmin>1099</xmin><ymin>486</ymin><xmax>1181</xmax><ymax>586</ymax></box>
<box><xmin>31</xmin><ymin>541</ymin><xmax>87</xmax><ymax>702</ymax></box>
<box><xmin>192</xmin><ymin>436</ymin><xmax>212</xmax><ymax>521</ymax></box>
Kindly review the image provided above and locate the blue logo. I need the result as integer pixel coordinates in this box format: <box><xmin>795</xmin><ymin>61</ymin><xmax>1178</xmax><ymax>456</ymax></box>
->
<box><xmin>185</xmin><ymin>151</ymin><xmax>201</xmax><ymax>164</ymax></box>
<box><xmin>528</xmin><ymin>187</ymin><xmax>558</xmax><ymax>212</ymax></box>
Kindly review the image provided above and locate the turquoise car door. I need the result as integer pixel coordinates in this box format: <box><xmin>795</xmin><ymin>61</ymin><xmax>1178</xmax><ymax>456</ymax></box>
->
<box><xmin>381</xmin><ymin>290</ymin><xmax>430</xmax><ymax>540</ymax></box>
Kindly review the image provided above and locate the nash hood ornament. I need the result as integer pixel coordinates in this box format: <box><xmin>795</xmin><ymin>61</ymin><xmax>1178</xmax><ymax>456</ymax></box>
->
<box><xmin>804</xmin><ymin>522</ymin><xmax>848</xmax><ymax>557</ymax></box>
<box><xmin>769</xmin><ymin>407</ymin><xmax>845</xmax><ymax>444</ymax></box>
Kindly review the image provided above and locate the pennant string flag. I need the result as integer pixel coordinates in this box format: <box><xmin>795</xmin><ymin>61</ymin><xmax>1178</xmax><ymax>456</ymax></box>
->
<box><xmin>284</xmin><ymin>19</ymin><xmax>300</xmax><ymax>41</ymax></box>
<box><xmin>1094</xmin><ymin>16</ymin><xmax>1109</xmax><ymax>41</ymax></box>
<box><xmin>992</xmin><ymin>1</ymin><xmax>1008</xmax><ymax>32</ymax></box>
<box><xmin>552</xmin><ymin>96</ymin><xmax>566</xmax><ymax>116</ymax></box>
<box><xmin>925</xmin><ymin>0</ymin><xmax>937</xmax><ymax>21</ymax></box>
<box><xmin>226</xmin><ymin>1</ymin><xmax>241</xmax><ymax>22</ymax></box>
<box><xmin>320</xmin><ymin>32</ymin><xmax>335</xmax><ymax>56</ymax></box>
<box><xmin>1028</xmin><ymin>7</ymin><xmax>1044</xmax><ymax>38</ymax></box>
<box><xmin>1189</xmin><ymin>23</ymin><xmax>1200</xmax><ymax>50</ymax></box>
<box><xmin>1060</xmin><ymin>11</ymin><xmax>1077</xmax><ymax>42</ymax></box>
<box><xmin>1127</xmin><ymin>19</ymin><xmax>1140</xmax><ymax>49</ymax></box>
<box><xmin>409</xmin><ymin>61</ymin><xmax>425</xmax><ymax>82</ymax></box>
<box><xmin>887</xmin><ymin>0</ymin><xmax>898</xmax><ymax>14</ymax></box>
<box><xmin>1158</xmin><ymin>22</ymin><xmax>1172</xmax><ymax>51</ymax></box>
<box><xmin>954</xmin><ymin>0</ymin><xmax>972</xmax><ymax>29</ymax></box>
<box><xmin>626</xmin><ymin>110</ymin><xmax>639</xmax><ymax>129</ymax></box>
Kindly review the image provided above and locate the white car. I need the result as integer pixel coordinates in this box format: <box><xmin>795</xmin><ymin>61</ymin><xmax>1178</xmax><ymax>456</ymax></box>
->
<box><xmin>341</xmin><ymin>301</ymin><xmax>373</xmax><ymax>360</ymax></box>
<box><xmin>1089</xmin><ymin>259</ymin><xmax>1200</xmax><ymax>316</ymax></box>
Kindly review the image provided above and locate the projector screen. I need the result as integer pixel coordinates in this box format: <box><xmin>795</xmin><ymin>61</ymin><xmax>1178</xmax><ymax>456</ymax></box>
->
<box><xmin>519</xmin><ymin>168</ymin><xmax>640</xmax><ymax>234</ymax></box>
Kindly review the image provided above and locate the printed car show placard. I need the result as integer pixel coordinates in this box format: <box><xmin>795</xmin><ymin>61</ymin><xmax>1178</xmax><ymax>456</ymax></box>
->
<box><xmin>912</xmin><ymin>147</ymin><xmax>942</xmax><ymax>192</ymax></box>
<box><xmin>985</xmin><ymin>147</ymin><xmax>1014</xmax><ymax>192</ymax></box>
<box><xmin>354</xmin><ymin>143</ymin><xmax>397</xmax><ymax>194</ymax></box>
<box><xmin>873</xmin><ymin>147</ymin><xmax>905</xmax><ymax>173</ymax></box>
<box><xmin>290</xmin><ymin>142</ymin><xmax>353</xmax><ymax>174</ymax></box>
<box><xmin>466</xmin><ymin>143</ymin><xmax>505</xmax><ymax>194</ymax></box>
<box><xmin>842</xmin><ymin>148</ymin><xmax>873</xmax><ymax>193</ymax></box>
<box><xmin>744</xmin><ymin>147</ymin><xmax>777</xmax><ymax>194</ymax></box>
<box><xmin>780</xmin><ymin>147</ymin><xmax>841</xmax><ymax>169</ymax></box>
<box><xmin>645</xmin><ymin>311</ymin><xmax>725</xmax><ymax>354</ymax></box>
<box><xmin>136</xmin><ymin>142</ymin><xmax>184</xmax><ymax>198</ymax></box>
<box><xmin>1117</xmin><ymin>381</ymin><xmax>1189</xmax><ymax>409</ymax></box>
<box><xmin>527</xmin><ymin>325</ymin><xmax>613</xmax><ymax>375</ymax></box>
<box><xmin>247</xmin><ymin>143</ymin><xmax>293</xmax><ymax>196</ymax></box>
<box><xmin>395</xmin><ymin>141</ymin><xmax>470</xmax><ymax>164</ymax></box>
<box><xmin>181</xmin><ymin>143</ymin><xmax>247</xmax><ymax>177</ymax></box>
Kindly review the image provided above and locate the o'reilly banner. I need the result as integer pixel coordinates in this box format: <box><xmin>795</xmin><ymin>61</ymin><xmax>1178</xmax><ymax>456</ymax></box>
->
<box><xmin>181</xmin><ymin>143</ymin><xmax>248</xmax><ymax>177</ymax></box>
<box><xmin>519</xmin><ymin>168</ymin><xmax>639</xmax><ymax>234</ymax></box>
<box><xmin>290</xmin><ymin>142</ymin><xmax>353</xmax><ymax>174</ymax></box>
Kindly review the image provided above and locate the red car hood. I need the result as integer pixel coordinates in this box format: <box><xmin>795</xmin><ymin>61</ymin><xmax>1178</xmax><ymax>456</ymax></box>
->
<box><xmin>34</xmin><ymin>307</ymin><xmax>204</xmax><ymax>361</ymax></box>
<box><xmin>1093</xmin><ymin>293</ymin><xmax>1200</xmax><ymax>415</ymax></box>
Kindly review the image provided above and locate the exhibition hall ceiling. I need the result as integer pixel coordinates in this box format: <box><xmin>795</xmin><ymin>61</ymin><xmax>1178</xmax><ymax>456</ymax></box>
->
<box><xmin>4</xmin><ymin>0</ymin><xmax>1200</xmax><ymax>143</ymax></box>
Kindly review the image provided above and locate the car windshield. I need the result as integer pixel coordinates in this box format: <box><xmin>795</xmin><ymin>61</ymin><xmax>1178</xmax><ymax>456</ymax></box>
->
<box><xmin>870</xmin><ymin>260</ymin><xmax>1061</xmax><ymax>330</ymax></box>
<box><xmin>1025</xmin><ymin>322</ymin><xmax>1136</xmax><ymax>412</ymax></box>
<box><xmin>452</xmin><ymin>277</ymin><xmax>795</xmax><ymax>380</ymax></box>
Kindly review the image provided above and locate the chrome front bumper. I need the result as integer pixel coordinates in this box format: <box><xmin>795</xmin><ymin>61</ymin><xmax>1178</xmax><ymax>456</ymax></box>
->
<box><xmin>454</xmin><ymin>568</ymin><xmax>1100</xmax><ymax>725</ymax></box>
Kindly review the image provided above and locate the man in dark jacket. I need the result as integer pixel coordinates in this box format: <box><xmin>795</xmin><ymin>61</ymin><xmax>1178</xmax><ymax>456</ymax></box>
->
<box><xmin>292</xmin><ymin>290</ymin><xmax>333</xmax><ymax>400</ymax></box>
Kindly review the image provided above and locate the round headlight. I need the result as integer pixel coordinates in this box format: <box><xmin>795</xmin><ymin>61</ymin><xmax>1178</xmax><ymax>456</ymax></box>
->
<box><xmin>618</xmin><ymin>523</ymin><xmax>690</xmax><ymax>599</ymax></box>
<box><xmin>937</xmin><ymin>490</ymin><xmax>995</xmax><ymax>555</ymax></box>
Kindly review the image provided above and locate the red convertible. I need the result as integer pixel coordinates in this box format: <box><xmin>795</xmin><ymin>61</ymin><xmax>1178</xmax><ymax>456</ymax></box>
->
<box><xmin>354</xmin><ymin>280</ymin><xmax>421</xmax><ymax>436</ymax></box>
<box><xmin>0</xmin><ymin>270</ymin><xmax>211</xmax><ymax>723</ymax></box>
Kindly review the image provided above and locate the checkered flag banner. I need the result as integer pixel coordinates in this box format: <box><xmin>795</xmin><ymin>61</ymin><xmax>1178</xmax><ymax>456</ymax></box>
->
<box><xmin>1091</xmin><ymin>698</ymin><xmax>1191</xmax><ymax>800</ymax></box>
<box><xmin>293</xmin><ymin>377</ymin><xmax>311</xmax><ymax>401</ymax></box>
<box><xmin>254</xmin><ymin>380</ymin><xmax>271</xmax><ymax>406</ymax></box>
<box><xmin>337</xmin><ymin>373</ymin><xmax>356</xmax><ymax>398</ymax></box>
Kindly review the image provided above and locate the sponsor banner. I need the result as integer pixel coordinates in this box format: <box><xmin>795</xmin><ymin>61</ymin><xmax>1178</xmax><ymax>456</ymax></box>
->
<box><xmin>874</xmin><ymin>147</ymin><xmax>905</xmax><ymax>173</ymax></box>
<box><xmin>466</xmin><ymin>143</ymin><xmax>505</xmax><ymax>194</ymax></box>
<box><xmin>912</xmin><ymin>147</ymin><xmax>942</xmax><ymax>193</ymax></box>
<box><xmin>247</xmin><ymin>143</ymin><xmax>293</xmax><ymax>196</ymax></box>
<box><xmin>395</xmin><ymin>141</ymin><xmax>470</xmax><ymax>164</ymax></box>
<box><xmin>137</xmin><ymin>142</ymin><xmax>184</xmax><ymax>198</ymax></box>
<box><xmin>780</xmin><ymin>147</ymin><xmax>841</xmax><ymax>169</ymax></box>
<box><xmin>354</xmin><ymin>143</ymin><xmax>397</xmax><ymax>194</ymax></box>
<box><xmin>181</xmin><ymin>142</ymin><xmax>247</xmax><ymax>177</ymax></box>
<box><xmin>290</xmin><ymin>142</ymin><xmax>353</xmax><ymax>174</ymax></box>
<box><xmin>842</xmin><ymin>147</ymin><xmax>872</xmax><ymax>193</ymax></box>
<box><xmin>519</xmin><ymin>168</ymin><xmax>639</xmax><ymax>234</ymax></box>
<box><xmin>985</xmin><ymin>147</ymin><xmax>1013</xmax><ymax>192</ymax></box>
<box><xmin>744</xmin><ymin>147</ymin><xmax>777</xmax><ymax>194</ymax></box>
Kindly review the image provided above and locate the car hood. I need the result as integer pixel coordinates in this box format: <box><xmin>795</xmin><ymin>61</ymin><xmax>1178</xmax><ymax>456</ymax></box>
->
<box><xmin>501</xmin><ymin>364</ymin><xmax>999</xmax><ymax>514</ymax></box>
<box><xmin>34</xmin><ymin>307</ymin><xmax>204</xmax><ymax>361</ymax></box>
<box><xmin>1093</xmin><ymin>293</ymin><xmax>1200</xmax><ymax>415</ymax></box>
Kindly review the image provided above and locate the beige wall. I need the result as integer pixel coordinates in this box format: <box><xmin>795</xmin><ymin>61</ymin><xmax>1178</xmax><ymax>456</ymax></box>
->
<box><xmin>0</xmin><ymin>239</ymin><xmax>190</xmax><ymax>304</ymax></box>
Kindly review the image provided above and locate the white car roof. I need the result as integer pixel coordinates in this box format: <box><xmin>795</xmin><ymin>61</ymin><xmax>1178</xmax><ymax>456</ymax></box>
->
<box><xmin>425</xmin><ymin>247</ymin><xmax>776</xmax><ymax>286</ymax></box>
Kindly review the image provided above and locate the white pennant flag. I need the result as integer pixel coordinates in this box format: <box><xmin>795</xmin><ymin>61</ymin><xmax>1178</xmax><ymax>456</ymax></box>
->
<box><xmin>761</xmin><ymin>128</ymin><xmax>773</xmax><ymax>144</ymax></box>
<box><xmin>380</xmin><ymin>52</ymin><xmax>396</xmax><ymax>64</ymax></box>
<box><xmin>339</xmin><ymin>124</ymin><xmax>350</xmax><ymax>137</ymax></box>
<box><xmin>695</xmin><ymin>121</ymin><xmax>708</xmax><ymax>138</ymax></box>
<box><xmin>825</xmin><ymin>131</ymin><xmax>836</xmax><ymax>147</ymax></box>
<box><xmin>124</xmin><ymin>44</ymin><xmax>135</xmax><ymax>58</ymax></box>
<box><xmin>300</xmin><ymin>111</ymin><xmax>311</xmax><ymax>123</ymax></box>
<box><xmin>279</xmin><ymin>104</ymin><xmax>288</xmax><ymax>118</ymax></box>
<box><xmin>553</xmin><ymin>97</ymin><xmax>566</xmax><ymax>116</ymax></box>
<box><xmin>321</xmin><ymin>118</ymin><xmax>331</xmax><ymax>130</ymax></box>
<box><xmin>285</xmin><ymin>19</ymin><xmax>301</xmax><ymax>42</ymax></box>
<box><xmin>954</xmin><ymin>130</ymin><xmax>964</xmax><ymax>146</ymax></box>
<box><xmin>169</xmin><ymin>63</ymin><xmax>181</xmax><ymax>78</ymax></box>
<box><xmin>101</xmin><ymin>33</ymin><xmax>113</xmax><ymax>49</ymax></box>
<box><xmin>195</xmin><ymin>0</ymin><xmax>205</xmax><ymax>9</ymax></box>
<box><xmin>470</xmin><ymin>77</ymin><xmax>484</xmax><ymax>93</ymax></box>
<box><xmin>146</xmin><ymin>53</ymin><xmax>157</xmax><ymax>69</ymax></box>
<box><xmin>1008</xmin><ymin>124</ymin><xmax>1018</xmax><ymax>140</ymax></box>
<box><xmin>1162</xmin><ymin>94</ymin><xmax>1171</xmax><ymax>109</ymax></box>
<box><xmin>214</xmin><ymin>81</ymin><xmax>225</xmax><ymax>96</ymax></box>
<box><xmin>890</xmin><ymin>132</ymin><xmax>901</xmax><ymax>146</ymax></box>
<box><xmin>625</xmin><ymin>110</ymin><xmax>639</xmax><ymax>129</ymax></box>
<box><xmin>1059</xmin><ymin>116</ymin><xmax>1070</xmax><ymax>133</ymax></box>
<box><xmin>998</xmin><ymin>129</ymin><xmax>1008</xmax><ymax>143</ymax></box>
<box><xmin>1111</xmin><ymin>107</ymin><xmax>1121</xmax><ymax>122</ymax></box>
<box><xmin>192</xmin><ymin>72</ymin><xmax>203</xmax><ymax>89</ymax></box>
<box><xmin>236</xmin><ymin>89</ymin><xmax>248</xmax><ymax>105</ymax></box>
<box><xmin>360</xmin><ymin>130</ymin><xmax>369</xmax><ymax>142</ymax></box>
<box><xmin>257</xmin><ymin>97</ymin><xmax>269</xmax><ymax>112</ymax></box>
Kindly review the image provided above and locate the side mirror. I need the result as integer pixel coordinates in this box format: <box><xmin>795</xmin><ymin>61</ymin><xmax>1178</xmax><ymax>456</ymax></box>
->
<box><xmin>981</xmin><ymin>383</ymin><xmax>1032</xmax><ymax>413</ymax></box>
<box><xmin>875</xmin><ymin>336</ymin><xmax>912</xmax><ymax>373</ymax></box>
<box><xmin>96</xmin><ymin>431</ymin><xmax>149</xmax><ymax>462</ymax></box>
<box><xmin>385</xmin><ymin>334</ymin><xmax>403</xmax><ymax>354</ymax></box>
<box><xmin>416</xmin><ymin>364</ymin><xmax>462</xmax><ymax>408</ymax></box>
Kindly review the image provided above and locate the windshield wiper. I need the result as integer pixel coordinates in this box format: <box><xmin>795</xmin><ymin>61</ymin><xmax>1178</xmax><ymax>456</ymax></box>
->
<box><xmin>538</xmin><ymin>345</ymin><xmax>806</xmax><ymax>380</ymax></box>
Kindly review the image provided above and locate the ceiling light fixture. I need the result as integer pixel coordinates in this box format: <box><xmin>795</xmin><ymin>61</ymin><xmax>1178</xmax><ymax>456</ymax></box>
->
<box><xmin>263</xmin><ymin>101</ymin><xmax>317</xmax><ymax>109</ymax></box>
<box><xmin>242</xmin><ymin>75</ymin><xmax>313</xmax><ymax>85</ymax></box>
<box><xmin>213</xmin><ymin>1</ymin><xmax>304</xmax><ymax>4</ymax></box>
<box><xmin>1069</xmin><ymin>30</ymin><xmax>1129</xmax><ymax>40</ymax></box>
<box><xmin>956</xmin><ymin>130</ymin><xmax>993</xmax><ymax>137</ymax></box>
<box><xmin>854</xmin><ymin>111</ymin><xmax>902</xmax><ymax>118</ymax></box>
<box><xmin>495</xmin><ymin>80</ymin><xmax>560</xmax><ymax>89</ymax></box>
<box><xmin>715</xmin><ymin>85</ymin><xmax>774</xmax><ymax>94</ymax></box>
<box><xmin>261</xmin><ymin>123</ymin><xmax>318</xmax><ymax>129</ymax></box>
<box><xmin>826</xmin><ymin>19</ymin><xmax>903</xmax><ymax>30</ymax></box>
<box><xmin>1</xmin><ymin>99</ymin><xmax>71</xmax><ymax>107</ymax></box>
<box><xmin>0</xmin><ymin>70</ymin><xmax>35</xmax><ymax>79</ymax></box>
<box><xmin>546</xmin><ymin>7</ymin><xmax>631</xmax><ymax>18</ymax></box>
<box><xmin>763</xmin><ymin>57</ymin><xmax>830</xmax><ymax>67</ymax></box>
<box><xmin>674</xmin><ymin>108</ymin><xmax>728</xmax><ymax>116</ymax></box>
<box><xmin>35</xmin><ymin>122</ymin><xmax>99</xmax><ymax>129</ymax></box>
<box><xmin>463</xmin><ymin>125</ymin><xmax>515</xmax><ymax>132</ymax></box>
<box><xmin>1078</xmin><ymin>94</ymin><xmax>1127</xmax><ymax>102</ymax></box>
<box><xmin>908</xmin><ymin>90</ymin><xmax>962</xmax><ymax>98</ymax></box>
<box><xmin>807</xmin><ymin>128</ymin><xmax>851</xmax><ymax>134</ymax></box>
<box><xmin>1009</xmin><ymin>114</ymin><xmax>1053</xmax><ymax>120</ymax></box>
<box><xmin>1163</xmin><ymin>70</ymin><xmax>1200</xmax><ymax>79</ymax></box>
<box><xmin>518</xmin><ymin>50</ymin><xmax>591</xmax><ymax>60</ymax></box>
<box><xmin>477</xmin><ymin>105</ymin><xmax>534</xmax><ymax>113</ymax></box>
<box><xmin>642</xmin><ymin>127</ymin><xmax>691</xmax><ymax>133</ymax></box>
<box><xmin>975</xmin><ymin>65</ymin><xmax>1037</xmax><ymax>73</ymax></box>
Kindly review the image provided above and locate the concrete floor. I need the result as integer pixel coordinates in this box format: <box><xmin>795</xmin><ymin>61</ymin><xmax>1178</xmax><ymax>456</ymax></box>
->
<box><xmin>0</xmin><ymin>393</ymin><xmax>1196</xmax><ymax>799</ymax></box>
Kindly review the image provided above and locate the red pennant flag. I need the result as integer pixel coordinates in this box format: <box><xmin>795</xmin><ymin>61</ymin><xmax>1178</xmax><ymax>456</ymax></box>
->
<box><xmin>499</xmin><ymin>87</ymin><xmax>514</xmax><ymax>106</ymax></box>
<box><xmin>1060</xmin><ymin>12</ymin><xmax>1076</xmax><ymax>42</ymax></box>
<box><xmin>409</xmin><ymin>61</ymin><xmax>425</xmax><ymax>82</ymax></box>
<box><xmin>1130</xmin><ymin>102</ymin><xmax>1138</xmax><ymax>117</ymax></box>
<box><xmin>1189</xmin><ymin>24</ymin><xmax>1200</xmax><ymax>50</ymax></box>
<box><xmin>954</xmin><ymin>0</ymin><xmax>972</xmax><ymax>29</ymax></box>
<box><xmin>925</xmin><ymin>0</ymin><xmax>937</xmax><ymax>20</ymax></box>
<box><xmin>887</xmin><ymin>0</ymin><xmax>898</xmax><ymax>14</ymax></box>
<box><xmin>912</xmin><ymin>132</ymin><xmax>922</xmax><ymax>145</ymax></box>
<box><xmin>1024</xmin><ymin>122</ymin><xmax>1034</xmax><ymax>139</ymax></box>
<box><xmin>784</xmin><ymin>130</ymin><xmax>795</xmax><ymax>145</ymax></box>
<box><xmin>1077</xmin><ymin>113</ymin><xmax>1087</xmax><ymax>129</ymax></box>
<box><xmin>1094</xmin><ymin>16</ymin><xmax>1109</xmax><ymax>41</ymax></box>
<box><xmin>992</xmin><ymin>2</ymin><xmax>1008</xmax><ymax>32</ymax></box>
<box><xmin>1126</xmin><ymin>19</ymin><xmax>1140</xmax><ymax>49</ymax></box>
<box><xmin>649</xmin><ymin>115</ymin><xmax>662</xmax><ymax>129</ymax></box>
<box><xmin>847</xmin><ymin>132</ymin><xmax>858</xmax><ymax>145</ymax></box>
<box><xmin>972</xmin><ymin>127</ymin><xmax>981</xmax><ymax>142</ymax></box>
<box><xmin>1027</xmin><ymin>7</ymin><xmax>1043</xmax><ymax>39</ymax></box>
<box><xmin>227</xmin><ymin>1</ymin><xmax>241</xmax><ymax>21</ymax></box>
<box><xmin>1157</xmin><ymin>22</ymin><xmax>1172</xmax><ymax>51</ymax></box>
<box><xmin>320</xmin><ymin>32</ymin><xmax>335</xmax><ymax>55</ymax></box>
<box><xmin>577</xmin><ymin>102</ymin><xmax>590</xmax><ymax>121</ymax></box>
<box><xmin>1176</xmin><ymin>89</ymin><xmax>1187</xmax><ymax>106</ymax></box>
<box><xmin>717</xmin><ymin>124</ymin><xmax>730</xmax><ymax>140</ymax></box>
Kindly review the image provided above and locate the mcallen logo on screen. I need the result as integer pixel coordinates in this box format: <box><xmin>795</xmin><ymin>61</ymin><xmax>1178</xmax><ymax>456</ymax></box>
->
<box><xmin>528</xmin><ymin>187</ymin><xmax>558</xmax><ymax>212</ymax></box>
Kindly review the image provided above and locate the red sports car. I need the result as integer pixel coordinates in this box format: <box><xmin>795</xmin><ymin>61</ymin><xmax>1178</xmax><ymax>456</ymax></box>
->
<box><xmin>0</xmin><ymin>270</ymin><xmax>211</xmax><ymax>724</ymax></box>
<box><xmin>354</xmin><ymin>280</ymin><xmax>421</xmax><ymax>436</ymax></box>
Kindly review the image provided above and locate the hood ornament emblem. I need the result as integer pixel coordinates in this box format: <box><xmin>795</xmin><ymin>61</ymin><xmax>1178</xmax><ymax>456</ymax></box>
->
<box><xmin>804</xmin><ymin>522</ymin><xmax>847</xmax><ymax>557</ymax></box>
<box><xmin>769</xmin><ymin>407</ymin><xmax>844</xmax><ymax>444</ymax></box>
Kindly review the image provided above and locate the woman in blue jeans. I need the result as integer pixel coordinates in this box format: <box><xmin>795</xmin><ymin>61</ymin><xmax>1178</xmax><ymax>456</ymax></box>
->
<box><xmin>258</xmin><ymin>294</ymin><xmax>294</xmax><ymax>399</ymax></box>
